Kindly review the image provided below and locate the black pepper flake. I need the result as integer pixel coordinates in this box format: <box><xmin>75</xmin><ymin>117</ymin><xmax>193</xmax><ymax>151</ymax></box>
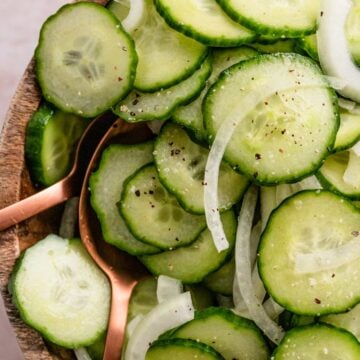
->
<box><xmin>168</xmin><ymin>142</ymin><xmax>174</xmax><ymax>146</ymax></box>
<box><xmin>130</xmin><ymin>111</ymin><xmax>136</xmax><ymax>116</ymax></box>
<box><xmin>314</xmin><ymin>298</ymin><xmax>321</xmax><ymax>304</ymax></box>
<box><xmin>118</xmin><ymin>76</ymin><xmax>123</xmax><ymax>82</ymax></box>
<box><xmin>132</xmin><ymin>99</ymin><xmax>139</xmax><ymax>106</ymax></box>
<box><xmin>149</xmin><ymin>190</ymin><xmax>154</xmax><ymax>195</ymax></box>
<box><xmin>202</xmin><ymin>181</ymin><xmax>208</xmax><ymax>186</ymax></box>
<box><xmin>175</xmin><ymin>237</ymin><xmax>179</xmax><ymax>242</ymax></box>
<box><xmin>135</xmin><ymin>190</ymin><xmax>140</xmax><ymax>197</ymax></box>
<box><xmin>170</xmin><ymin>149</ymin><xmax>181</xmax><ymax>156</ymax></box>
<box><xmin>320</xmin><ymin>11</ymin><xmax>324</xmax><ymax>17</ymax></box>
<box><xmin>135</xmin><ymin>92</ymin><xmax>141</xmax><ymax>98</ymax></box>
<box><xmin>281</xmin><ymin>129</ymin><xmax>286</xmax><ymax>134</ymax></box>
<box><xmin>352</xmin><ymin>230</ymin><xmax>359</xmax><ymax>237</ymax></box>
<box><xmin>279</xmin><ymin>148</ymin><xmax>284</xmax><ymax>153</ymax></box>
<box><xmin>264</xmin><ymin>101</ymin><xmax>268</xmax><ymax>105</ymax></box>
<box><xmin>331</xmin><ymin>273</ymin><xmax>336</xmax><ymax>278</ymax></box>
<box><xmin>122</xmin><ymin>46</ymin><xmax>127</xmax><ymax>52</ymax></box>
<box><xmin>255</xmin><ymin>153</ymin><xmax>262</xmax><ymax>160</ymax></box>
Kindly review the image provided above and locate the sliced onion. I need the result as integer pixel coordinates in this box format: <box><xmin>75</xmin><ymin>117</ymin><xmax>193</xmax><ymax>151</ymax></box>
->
<box><xmin>124</xmin><ymin>292</ymin><xmax>194</xmax><ymax>360</ymax></box>
<box><xmin>122</xmin><ymin>0</ymin><xmax>145</xmax><ymax>33</ymax></box>
<box><xmin>74</xmin><ymin>348</ymin><xmax>92</xmax><ymax>360</ymax></box>
<box><xmin>352</xmin><ymin>141</ymin><xmax>360</xmax><ymax>156</ymax></box>
<box><xmin>317</xmin><ymin>0</ymin><xmax>360</xmax><ymax>102</ymax></box>
<box><xmin>216</xmin><ymin>294</ymin><xmax>234</xmax><ymax>309</ymax></box>
<box><xmin>234</xmin><ymin>186</ymin><xmax>284</xmax><ymax>344</ymax></box>
<box><xmin>204</xmin><ymin>77</ymin><xmax>323</xmax><ymax>252</ymax></box>
<box><xmin>263</xmin><ymin>298</ymin><xmax>284</xmax><ymax>320</ymax></box>
<box><xmin>127</xmin><ymin>314</ymin><xmax>144</xmax><ymax>338</ymax></box>
<box><xmin>275</xmin><ymin>184</ymin><xmax>293</xmax><ymax>206</ymax></box>
<box><xmin>260</xmin><ymin>187</ymin><xmax>277</xmax><ymax>232</ymax></box>
<box><xmin>291</xmin><ymin>176</ymin><xmax>322</xmax><ymax>193</ymax></box>
<box><xmin>250</xmin><ymin>221</ymin><xmax>262</xmax><ymax>267</ymax></box>
<box><xmin>338</xmin><ymin>98</ymin><xmax>357</xmax><ymax>111</ymax></box>
<box><xmin>294</xmin><ymin>237</ymin><xmax>360</xmax><ymax>274</ymax></box>
<box><xmin>156</xmin><ymin>275</ymin><xmax>183</xmax><ymax>303</ymax></box>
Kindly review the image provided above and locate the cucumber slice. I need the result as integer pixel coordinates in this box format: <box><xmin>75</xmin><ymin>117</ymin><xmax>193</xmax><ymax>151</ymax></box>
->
<box><xmin>203</xmin><ymin>256</ymin><xmax>235</xmax><ymax>296</ymax></box>
<box><xmin>258</xmin><ymin>190</ymin><xmax>360</xmax><ymax>316</ymax></box>
<box><xmin>204</xmin><ymin>53</ymin><xmax>339</xmax><ymax>185</ymax></box>
<box><xmin>216</xmin><ymin>0</ymin><xmax>319</xmax><ymax>37</ymax></box>
<box><xmin>334</xmin><ymin>109</ymin><xmax>360</xmax><ymax>152</ymax></box>
<box><xmin>146</xmin><ymin>338</ymin><xmax>223</xmax><ymax>360</ymax></box>
<box><xmin>10</xmin><ymin>235</ymin><xmax>110</xmax><ymax>348</ymax></box>
<box><xmin>317</xmin><ymin>150</ymin><xmax>360</xmax><ymax>199</ymax></box>
<box><xmin>140</xmin><ymin>210</ymin><xmax>236</xmax><ymax>284</ymax></box>
<box><xmin>132</xmin><ymin>0</ymin><xmax>207</xmax><ymax>92</ymax></box>
<box><xmin>272</xmin><ymin>324</ymin><xmax>360</xmax><ymax>359</ymax></box>
<box><xmin>90</xmin><ymin>142</ymin><xmax>160</xmax><ymax>255</ymax></box>
<box><xmin>171</xmin><ymin>307</ymin><xmax>270</xmax><ymax>360</ymax></box>
<box><xmin>114</xmin><ymin>56</ymin><xmax>212</xmax><ymax>122</ymax></box>
<box><xmin>120</xmin><ymin>164</ymin><xmax>206</xmax><ymax>250</ymax></box>
<box><xmin>35</xmin><ymin>3</ymin><xmax>137</xmax><ymax>117</ymax></box>
<box><xmin>173</xmin><ymin>46</ymin><xmax>258</xmax><ymax>142</ymax></box>
<box><xmin>128</xmin><ymin>277</ymin><xmax>158</xmax><ymax>322</ymax></box>
<box><xmin>154</xmin><ymin>0</ymin><xmax>255</xmax><ymax>47</ymax></box>
<box><xmin>154</xmin><ymin>123</ymin><xmax>249</xmax><ymax>214</ymax></box>
<box><xmin>25</xmin><ymin>102</ymin><xmax>87</xmax><ymax>186</ymax></box>
<box><xmin>321</xmin><ymin>303</ymin><xmax>360</xmax><ymax>341</ymax></box>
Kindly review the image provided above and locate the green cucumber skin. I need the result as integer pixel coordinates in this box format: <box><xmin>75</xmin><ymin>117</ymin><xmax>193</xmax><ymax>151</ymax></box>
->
<box><xmin>216</xmin><ymin>0</ymin><xmax>317</xmax><ymax>38</ymax></box>
<box><xmin>172</xmin><ymin>307</ymin><xmax>270</xmax><ymax>358</ymax></box>
<box><xmin>316</xmin><ymin>168</ymin><xmax>360</xmax><ymax>201</ymax></box>
<box><xmin>113</xmin><ymin>56</ymin><xmax>212</xmax><ymax>123</ymax></box>
<box><xmin>35</xmin><ymin>2</ymin><xmax>138</xmax><ymax>118</ymax></box>
<box><xmin>139</xmin><ymin>210</ymin><xmax>236</xmax><ymax>284</ymax></box>
<box><xmin>154</xmin><ymin>0</ymin><xmax>255</xmax><ymax>47</ymax></box>
<box><xmin>147</xmin><ymin>338</ymin><xmax>225</xmax><ymax>360</ymax></box>
<box><xmin>10</xmin><ymin>239</ymin><xmax>107</xmax><ymax>349</ymax></box>
<box><xmin>203</xmin><ymin>53</ymin><xmax>340</xmax><ymax>186</ymax></box>
<box><xmin>135</xmin><ymin>49</ymin><xmax>209</xmax><ymax>94</ymax></box>
<box><xmin>25</xmin><ymin>103</ymin><xmax>54</xmax><ymax>187</ymax></box>
<box><xmin>258</xmin><ymin>190</ymin><xmax>360</xmax><ymax>316</ymax></box>
<box><xmin>89</xmin><ymin>143</ymin><xmax>160</xmax><ymax>256</ymax></box>
<box><xmin>272</xmin><ymin>323</ymin><xmax>360</xmax><ymax>359</ymax></box>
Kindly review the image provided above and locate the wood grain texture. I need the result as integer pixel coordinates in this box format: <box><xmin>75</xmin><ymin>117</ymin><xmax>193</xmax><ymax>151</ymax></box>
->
<box><xmin>0</xmin><ymin>0</ymin><xmax>108</xmax><ymax>359</ymax></box>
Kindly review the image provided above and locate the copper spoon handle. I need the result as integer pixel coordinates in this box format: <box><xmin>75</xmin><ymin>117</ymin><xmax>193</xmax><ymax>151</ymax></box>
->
<box><xmin>0</xmin><ymin>177</ymin><xmax>74</xmax><ymax>231</ymax></box>
<box><xmin>103</xmin><ymin>279</ymin><xmax>138</xmax><ymax>360</ymax></box>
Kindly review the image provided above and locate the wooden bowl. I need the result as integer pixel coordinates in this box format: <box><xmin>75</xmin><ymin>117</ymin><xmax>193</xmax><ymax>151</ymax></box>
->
<box><xmin>0</xmin><ymin>1</ymin><xmax>108</xmax><ymax>358</ymax></box>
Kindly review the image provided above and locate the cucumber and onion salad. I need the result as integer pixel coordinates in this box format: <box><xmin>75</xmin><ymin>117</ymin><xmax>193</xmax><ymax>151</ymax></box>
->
<box><xmin>14</xmin><ymin>0</ymin><xmax>360</xmax><ymax>359</ymax></box>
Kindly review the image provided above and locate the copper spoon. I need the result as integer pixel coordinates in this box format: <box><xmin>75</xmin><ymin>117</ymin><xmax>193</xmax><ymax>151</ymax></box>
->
<box><xmin>79</xmin><ymin>118</ymin><xmax>151</xmax><ymax>360</ymax></box>
<box><xmin>0</xmin><ymin>112</ymin><xmax>117</xmax><ymax>231</ymax></box>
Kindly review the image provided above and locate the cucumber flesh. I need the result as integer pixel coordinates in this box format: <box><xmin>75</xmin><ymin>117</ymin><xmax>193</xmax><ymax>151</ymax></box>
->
<box><xmin>90</xmin><ymin>143</ymin><xmax>160</xmax><ymax>255</ymax></box>
<box><xmin>120</xmin><ymin>164</ymin><xmax>206</xmax><ymax>250</ymax></box>
<box><xmin>259</xmin><ymin>190</ymin><xmax>360</xmax><ymax>316</ymax></box>
<box><xmin>36</xmin><ymin>2</ymin><xmax>137</xmax><ymax>117</ymax></box>
<box><xmin>204</xmin><ymin>53</ymin><xmax>339</xmax><ymax>185</ymax></box>
<box><xmin>146</xmin><ymin>338</ymin><xmax>224</xmax><ymax>360</ymax></box>
<box><xmin>273</xmin><ymin>324</ymin><xmax>360</xmax><ymax>359</ymax></box>
<box><xmin>154</xmin><ymin>123</ymin><xmax>249</xmax><ymax>214</ymax></box>
<box><xmin>25</xmin><ymin>102</ymin><xmax>87</xmax><ymax>186</ymax></box>
<box><xmin>114</xmin><ymin>56</ymin><xmax>212</xmax><ymax>122</ymax></box>
<box><xmin>172</xmin><ymin>307</ymin><xmax>269</xmax><ymax>360</ymax></box>
<box><xmin>10</xmin><ymin>235</ymin><xmax>110</xmax><ymax>348</ymax></box>
<box><xmin>216</xmin><ymin>0</ymin><xmax>319</xmax><ymax>37</ymax></box>
<box><xmin>140</xmin><ymin>210</ymin><xmax>236</xmax><ymax>284</ymax></box>
<box><xmin>132</xmin><ymin>0</ymin><xmax>207</xmax><ymax>92</ymax></box>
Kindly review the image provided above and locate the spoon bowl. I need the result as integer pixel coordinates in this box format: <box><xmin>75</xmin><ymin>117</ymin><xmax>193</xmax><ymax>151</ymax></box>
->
<box><xmin>79</xmin><ymin>118</ymin><xmax>153</xmax><ymax>360</ymax></box>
